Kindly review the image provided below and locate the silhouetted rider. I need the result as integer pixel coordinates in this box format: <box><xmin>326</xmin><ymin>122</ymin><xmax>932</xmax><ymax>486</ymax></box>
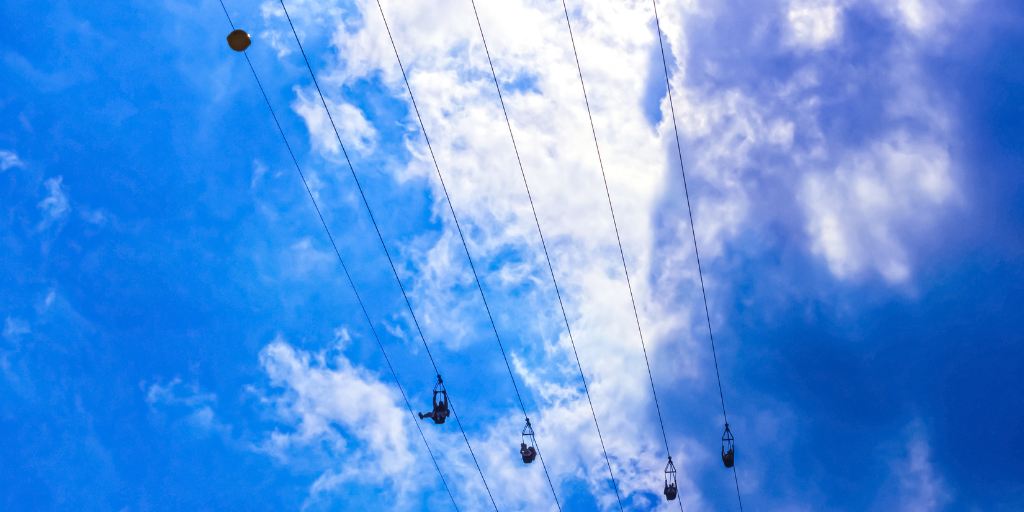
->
<box><xmin>419</xmin><ymin>397</ymin><xmax>449</xmax><ymax>424</ymax></box>
<box><xmin>520</xmin><ymin>442</ymin><xmax>537</xmax><ymax>463</ymax></box>
<box><xmin>664</xmin><ymin>481</ymin><xmax>678</xmax><ymax>500</ymax></box>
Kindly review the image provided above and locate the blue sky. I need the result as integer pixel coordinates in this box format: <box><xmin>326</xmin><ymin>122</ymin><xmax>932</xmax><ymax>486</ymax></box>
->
<box><xmin>1</xmin><ymin>0</ymin><xmax>1022</xmax><ymax>510</ymax></box>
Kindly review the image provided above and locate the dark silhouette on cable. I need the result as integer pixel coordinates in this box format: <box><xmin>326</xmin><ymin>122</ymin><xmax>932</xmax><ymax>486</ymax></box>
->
<box><xmin>722</xmin><ymin>423</ymin><xmax>735</xmax><ymax>468</ymax></box>
<box><xmin>520</xmin><ymin>443</ymin><xmax>537</xmax><ymax>463</ymax></box>
<box><xmin>520</xmin><ymin>419</ymin><xmax>538</xmax><ymax>463</ymax></box>
<box><xmin>226</xmin><ymin>29</ymin><xmax>250</xmax><ymax>51</ymax></box>
<box><xmin>419</xmin><ymin>375</ymin><xmax>450</xmax><ymax>425</ymax></box>
<box><xmin>664</xmin><ymin>456</ymin><xmax>678</xmax><ymax>501</ymax></box>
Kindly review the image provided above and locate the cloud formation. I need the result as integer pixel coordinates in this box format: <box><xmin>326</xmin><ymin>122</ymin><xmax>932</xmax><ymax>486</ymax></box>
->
<box><xmin>895</xmin><ymin>422</ymin><xmax>952</xmax><ymax>512</ymax></box>
<box><xmin>2</xmin><ymin>317</ymin><xmax>31</xmax><ymax>344</ymax></box>
<box><xmin>254</xmin><ymin>338</ymin><xmax>417</xmax><ymax>487</ymax></box>
<box><xmin>802</xmin><ymin>133</ymin><xmax>955</xmax><ymax>282</ymax></box>
<box><xmin>292</xmin><ymin>86</ymin><xmax>379</xmax><ymax>157</ymax></box>
<box><xmin>146</xmin><ymin>378</ymin><xmax>230</xmax><ymax>436</ymax></box>
<box><xmin>786</xmin><ymin>0</ymin><xmax>843</xmax><ymax>48</ymax></box>
<box><xmin>37</xmin><ymin>176</ymin><xmax>70</xmax><ymax>230</ymax></box>
<box><xmin>249</xmin><ymin>0</ymin><xmax>970</xmax><ymax>506</ymax></box>
<box><xmin>0</xmin><ymin>149</ymin><xmax>23</xmax><ymax>171</ymax></box>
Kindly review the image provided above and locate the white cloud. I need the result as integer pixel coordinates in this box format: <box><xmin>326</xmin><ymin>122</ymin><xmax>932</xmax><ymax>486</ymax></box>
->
<box><xmin>254</xmin><ymin>338</ymin><xmax>419</xmax><ymax>488</ymax></box>
<box><xmin>787</xmin><ymin>0</ymin><xmax>843</xmax><ymax>48</ymax></box>
<box><xmin>893</xmin><ymin>422</ymin><xmax>953</xmax><ymax>511</ymax></box>
<box><xmin>332</xmin><ymin>326</ymin><xmax>352</xmax><ymax>351</ymax></box>
<box><xmin>293</xmin><ymin>86</ymin><xmax>378</xmax><ymax>157</ymax></box>
<box><xmin>261</xmin><ymin>28</ymin><xmax>295</xmax><ymax>59</ymax></box>
<box><xmin>802</xmin><ymin>133</ymin><xmax>955</xmax><ymax>282</ymax></box>
<box><xmin>80</xmin><ymin>207</ymin><xmax>108</xmax><ymax>225</ymax></box>
<box><xmin>895</xmin><ymin>0</ymin><xmax>941</xmax><ymax>33</ymax></box>
<box><xmin>872</xmin><ymin>0</ymin><xmax>977</xmax><ymax>38</ymax></box>
<box><xmin>251</xmin><ymin>159</ymin><xmax>269</xmax><ymax>190</ymax></box>
<box><xmin>288</xmin><ymin>238</ymin><xmax>336</xmax><ymax>277</ymax></box>
<box><xmin>3</xmin><ymin>317</ymin><xmax>31</xmax><ymax>344</ymax></box>
<box><xmin>37</xmin><ymin>175</ymin><xmax>70</xmax><ymax>229</ymax></box>
<box><xmin>146</xmin><ymin>378</ymin><xmax>217</xmax><ymax>408</ymax></box>
<box><xmin>145</xmin><ymin>378</ymin><xmax>229</xmax><ymax>436</ymax></box>
<box><xmin>1</xmin><ymin>317</ymin><xmax>32</xmax><ymax>393</ymax></box>
<box><xmin>0</xmin><ymin>149</ymin><xmax>23</xmax><ymax>171</ymax></box>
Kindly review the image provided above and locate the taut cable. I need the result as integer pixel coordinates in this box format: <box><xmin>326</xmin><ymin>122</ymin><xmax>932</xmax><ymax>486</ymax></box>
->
<box><xmin>649</xmin><ymin>0</ymin><xmax>743</xmax><ymax>508</ymax></box>
<box><xmin>217</xmin><ymin>3</ymin><xmax>459</xmax><ymax>508</ymax></box>
<box><xmin>272</xmin><ymin>1</ymin><xmax>501</xmax><ymax>508</ymax></box>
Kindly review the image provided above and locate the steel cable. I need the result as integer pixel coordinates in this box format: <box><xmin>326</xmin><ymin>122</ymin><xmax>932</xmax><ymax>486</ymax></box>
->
<box><xmin>217</xmin><ymin>3</ymin><xmax>459</xmax><ymax>509</ymax></box>
<box><xmin>555</xmin><ymin>0</ymin><xmax>677</xmax><ymax>468</ymax></box>
<box><xmin>270</xmin><ymin>1</ymin><xmax>501</xmax><ymax>509</ymax></box>
<box><xmin>551</xmin><ymin>0</ymin><xmax>695</xmax><ymax>509</ymax></box>
<box><xmin>649</xmin><ymin>0</ymin><xmax>743</xmax><ymax>508</ymax></box>
<box><xmin>366</xmin><ymin>0</ymin><xmax>564</xmax><ymax>508</ymax></box>
<box><xmin>463</xmin><ymin>0</ymin><xmax>628</xmax><ymax>509</ymax></box>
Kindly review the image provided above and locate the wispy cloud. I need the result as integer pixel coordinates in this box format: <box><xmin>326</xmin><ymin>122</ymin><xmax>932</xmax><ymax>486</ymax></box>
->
<box><xmin>0</xmin><ymin>149</ymin><xmax>24</xmax><ymax>171</ymax></box>
<box><xmin>37</xmin><ymin>176</ymin><xmax>70</xmax><ymax>230</ymax></box>
<box><xmin>292</xmin><ymin>86</ymin><xmax>378</xmax><ymax>157</ymax></box>
<box><xmin>146</xmin><ymin>378</ymin><xmax>217</xmax><ymax>408</ymax></box>
<box><xmin>874</xmin><ymin>0</ymin><xmax>978</xmax><ymax>38</ymax></box>
<box><xmin>893</xmin><ymin>421</ymin><xmax>953</xmax><ymax>511</ymax></box>
<box><xmin>79</xmin><ymin>207</ymin><xmax>108</xmax><ymax>226</ymax></box>
<box><xmin>802</xmin><ymin>132</ymin><xmax>955</xmax><ymax>282</ymax></box>
<box><xmin>145</xmin><ymin>378</ymin><xmax>230</xmax><ymax>436</ymax></box>
<box><xmin>786</xmin><ymin>0</ymin><xmax>844</xmax><ymax>49</ymax></box>
<box><xmin>288</xmin><ymin>238</ymin><xmax>336</xmax><ymax>277</ymax></box>
<box><xmin>253</xmin><ymin>337</ymin><xmax>418</xmax><ymax>484</ymax></box>
<box><xmin>2</xmin><ymin>317</ymin><xmax>31</xmax><ymax>344</ymax></box>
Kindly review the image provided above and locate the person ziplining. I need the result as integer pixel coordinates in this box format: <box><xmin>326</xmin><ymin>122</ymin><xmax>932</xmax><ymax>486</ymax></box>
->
<box><xmin>419</xmin><ymin>375</ymin><xmax>450</xmax><ymax>424</ymax></box>
<box><xmin>520</xmin><ymin>419</ymin><xmax>538</xmax><ymax>463</ymax></box>
<box><xmin>722</xmin><ymin>423</ymin><xmax>735</xmax><ymax>468</ymax></box>
<box><xmin>664</xmin><ymin>456</ymin><xmax>678</xmax><ymax>501</ymax></box>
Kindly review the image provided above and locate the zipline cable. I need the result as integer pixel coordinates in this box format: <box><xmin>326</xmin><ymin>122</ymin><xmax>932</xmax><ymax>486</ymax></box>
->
<box><xmin>554</xmin><ymin>0</ymin><xmax>678</xmax><ymax>477</ymax></box>
<box><xmin>464</xmin><ymin>0</ymin><xmax>625</xmax><ymax>509</ymax></box>
<box><xmin>559</xmin><ymin>0</ymin><xmax>685</xmax><ymax>507</ymax></box>
<box><xmin>272</xmin><ymin>2</ymin><xmax>500</xmax><ymax>509</ymax></box>
<box><xmin>216</xmin><ymin>3</ymin><xmax>459</xmax><ymax>510</ymax></box>
<box><xmin>649</xmin><ymin>1</ymin><xmax>743</xmax><ymax>509</ymax></box>
<box><xmin>366</xmin><ymin>0</ymin><xmax>563</xmax><ymax>508</ymax></box>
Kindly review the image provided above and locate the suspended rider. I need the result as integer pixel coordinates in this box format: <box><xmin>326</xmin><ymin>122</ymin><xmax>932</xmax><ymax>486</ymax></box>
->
<box><xmin>420</xmin><ymin>376</ymin><xmax>450</xmax><ymax>424</ymax></box>
<box><xmin>520</xmin><ymin>442</ymin><xmax>537</xmax><ymax>463</ymax></box>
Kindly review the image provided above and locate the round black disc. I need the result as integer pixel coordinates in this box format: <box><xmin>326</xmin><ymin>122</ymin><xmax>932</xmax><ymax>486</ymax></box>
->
<box><xmin>226</xmin><ymin>30</ymin><xmax>251</xmax><ymax>52</ymax></box>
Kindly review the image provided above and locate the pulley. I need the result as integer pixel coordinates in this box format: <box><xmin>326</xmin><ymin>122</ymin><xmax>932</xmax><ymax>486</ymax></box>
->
<box><xmin>227</xmin><ymin>29</ymin><xmax>251</xmax><ymax>52</ymax></box>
